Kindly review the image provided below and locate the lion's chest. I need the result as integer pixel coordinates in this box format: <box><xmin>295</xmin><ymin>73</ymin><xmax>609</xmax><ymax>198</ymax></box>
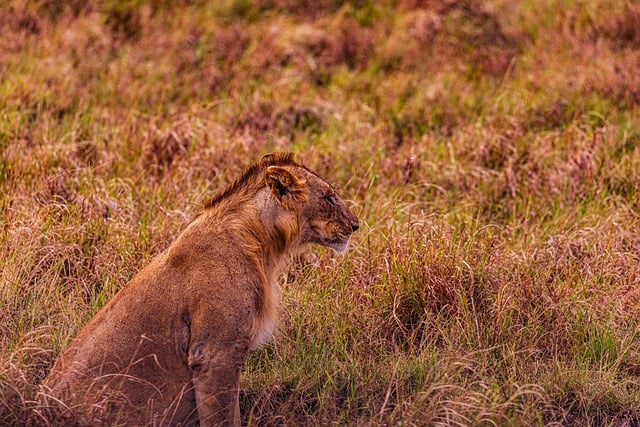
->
<box><xmin>249</xmin><ymin>277</ymin><xmax>280</xmax><ymax>350</ymax></box>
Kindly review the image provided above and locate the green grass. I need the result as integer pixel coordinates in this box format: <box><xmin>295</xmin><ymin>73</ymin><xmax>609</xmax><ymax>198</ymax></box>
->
<box><xmin>2</xmin><ymin>0</ymin><xmax>640</xmax><ymax>425</ymax></box>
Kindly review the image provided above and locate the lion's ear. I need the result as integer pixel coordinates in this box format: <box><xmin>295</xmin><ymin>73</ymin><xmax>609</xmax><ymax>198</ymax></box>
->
<box><xmin>265</xmin><ymin>166</ymin><xmax>307</xmax><ymax>209</ymax></box>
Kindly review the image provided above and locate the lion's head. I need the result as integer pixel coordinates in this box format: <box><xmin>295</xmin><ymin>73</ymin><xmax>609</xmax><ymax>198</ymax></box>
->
<box><xmin>263</xmin><ymin>156</ymin><xmax>359</xmax><ymax>254</ymax></box>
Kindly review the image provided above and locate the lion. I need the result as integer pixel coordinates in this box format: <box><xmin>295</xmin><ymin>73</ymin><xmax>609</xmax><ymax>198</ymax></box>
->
<box><xmin>36</xmin><ymin>152</ymin><xmax>359</xmax><ymax>426</ymax></box>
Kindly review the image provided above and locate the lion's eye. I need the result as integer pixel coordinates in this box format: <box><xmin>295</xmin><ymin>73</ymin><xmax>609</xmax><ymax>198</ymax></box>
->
<box><xmin>325</xmin><ymin>194</ymin><xmax>337</xmax><ymax>206</ymax></box>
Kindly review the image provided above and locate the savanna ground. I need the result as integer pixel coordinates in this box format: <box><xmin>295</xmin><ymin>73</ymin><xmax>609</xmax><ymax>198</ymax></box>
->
<box><xmin>1</xmin><ymin>0</ymin><xmax>640</xmax><ymax>425</ymax></box>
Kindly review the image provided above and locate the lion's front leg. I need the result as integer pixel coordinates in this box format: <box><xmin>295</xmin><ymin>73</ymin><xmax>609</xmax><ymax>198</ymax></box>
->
<box><xmin>188</xmin><ymin>341</ymin><xmax>247</xmax><ymax>427</ymax></box>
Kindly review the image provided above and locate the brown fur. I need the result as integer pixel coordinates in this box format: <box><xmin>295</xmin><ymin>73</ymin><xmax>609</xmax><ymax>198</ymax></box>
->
<box><xmin>37</xmin><ymin>152</ymin><xmax>359</xmax><ymax>426</ymax></box>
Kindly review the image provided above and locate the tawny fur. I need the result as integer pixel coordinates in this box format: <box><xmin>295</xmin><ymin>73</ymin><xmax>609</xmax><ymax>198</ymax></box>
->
<box><xmin>36</xmin><ymin>152</ymin><xmax>358</xmax><ymax>427</ymax></box>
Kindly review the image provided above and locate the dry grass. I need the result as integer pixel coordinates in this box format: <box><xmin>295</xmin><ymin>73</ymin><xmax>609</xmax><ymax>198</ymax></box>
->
<box><xmin>2</xmin><ymin>0</ymin><xmax>640</xmax><ymax>425</ymax></box>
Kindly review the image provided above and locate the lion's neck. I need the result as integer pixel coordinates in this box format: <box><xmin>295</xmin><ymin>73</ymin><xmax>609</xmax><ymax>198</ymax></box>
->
<box><xmin>252</xmin><ymin>187</ymin><xmax>302</xmax><ymax>273</ymax></box>
<box><xmin>227</xmin><ymin>188</ymin><xmax>303</xmax><ymax>348</ymax></box>
<box><xmin>201</xmin><ymin>187</ymin><xmax>301</xmax><ymax>279</ymax></box>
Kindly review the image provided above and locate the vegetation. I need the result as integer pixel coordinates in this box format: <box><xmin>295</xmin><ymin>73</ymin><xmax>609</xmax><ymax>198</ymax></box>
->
<box><xmin>2</xmin><ymin>0</ymin><xmax>640</xmax><ymax>424</ymax></box>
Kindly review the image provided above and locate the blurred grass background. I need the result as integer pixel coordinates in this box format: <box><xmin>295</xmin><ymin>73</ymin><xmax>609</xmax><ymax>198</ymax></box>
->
<box><xmin>1</xmin><ymin>0</ymin><xmax>640</xmax><ymax>424</ymax></box>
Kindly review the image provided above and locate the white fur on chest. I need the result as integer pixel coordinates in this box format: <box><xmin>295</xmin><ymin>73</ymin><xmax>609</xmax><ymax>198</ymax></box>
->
<box><xmin>250</xmin><ymin>279</ymin><xmax>280</xmax><ymax>349</ymax></box>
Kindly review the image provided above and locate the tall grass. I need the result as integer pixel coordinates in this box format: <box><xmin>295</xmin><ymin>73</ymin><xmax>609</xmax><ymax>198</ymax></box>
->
<box><xmin>2</xmin><ymin>0</ymin><xmax>640</xmax><ymax>425</ymax></box>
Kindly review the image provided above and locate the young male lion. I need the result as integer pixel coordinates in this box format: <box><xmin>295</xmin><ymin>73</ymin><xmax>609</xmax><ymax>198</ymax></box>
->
<box><xmin>38</xmin><ymin>152</ymin><xmax>359</xmax><ymax>426</ymax></box>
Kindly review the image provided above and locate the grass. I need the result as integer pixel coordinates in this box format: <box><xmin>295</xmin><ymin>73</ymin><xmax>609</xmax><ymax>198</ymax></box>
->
<box><xmin>2</xmin><ymin>0</ymin><xmax>640</xmax><ymax>425</ymax></box>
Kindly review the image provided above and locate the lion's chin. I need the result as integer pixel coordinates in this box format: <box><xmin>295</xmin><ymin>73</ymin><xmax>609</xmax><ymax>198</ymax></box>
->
<box><xmin>328</xmin><ymin>238</ymin><xmax>350</xmax><ymax>255</ymax></box>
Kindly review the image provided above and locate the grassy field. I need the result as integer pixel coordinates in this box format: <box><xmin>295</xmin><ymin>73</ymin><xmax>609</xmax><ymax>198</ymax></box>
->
<box><xmin>2</xmin><ymin>0</ymin><xmax>640</xmax><ymax>425</ymax></box>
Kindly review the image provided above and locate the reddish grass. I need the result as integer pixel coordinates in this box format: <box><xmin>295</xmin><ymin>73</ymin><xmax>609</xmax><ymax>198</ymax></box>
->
<box><xmin>2</xmin><ymin>0</ymin><xmax>640</xmax><ymax>425</ymax></box>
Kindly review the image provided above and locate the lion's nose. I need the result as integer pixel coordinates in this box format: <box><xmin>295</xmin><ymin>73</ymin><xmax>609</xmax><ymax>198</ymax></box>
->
<box><xmin>351</xmin><ymin>222</ymin><xmax>359</xmax><ymax>232</ymax></box>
